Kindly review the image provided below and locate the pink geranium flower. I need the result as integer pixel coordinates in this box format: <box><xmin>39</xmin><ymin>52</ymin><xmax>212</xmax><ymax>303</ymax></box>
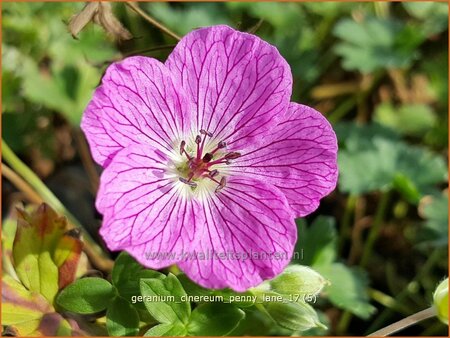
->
<box><xmin>81</xmin><ymin>25</ymin><xmax>338</xmax><ymax>291</ymax></box>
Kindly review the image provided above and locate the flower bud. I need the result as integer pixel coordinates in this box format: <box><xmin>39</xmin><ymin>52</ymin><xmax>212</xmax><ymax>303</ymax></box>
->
<box><xmin>269</xmin><ymin>265</ymin><xmax>328</xmax><ymax>296</ymax></box>
<box><xmin>433</xmin><ymin>277</ymin><xmax>448</xmax><ymax>325</ymax></box>
<box><xmin>264</xmin><ymin>299</ymin><xmax>326</xmax><ymax>331</ymax></box>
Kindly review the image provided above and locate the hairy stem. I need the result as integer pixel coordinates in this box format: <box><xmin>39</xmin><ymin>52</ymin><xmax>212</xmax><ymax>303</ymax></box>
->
<box><xmin>367</xmin><ymin>307</ymin><xmax>436</xmax><ymax>336</ymax></box>
<box><xmin>2</xmin><ymin>140</ymin><xmax>113</xmax><ymax>272</ymax></box>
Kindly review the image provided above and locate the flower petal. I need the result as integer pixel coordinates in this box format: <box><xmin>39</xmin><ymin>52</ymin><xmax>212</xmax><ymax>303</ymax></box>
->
<box><xmin>96</xmin><ymin>145</ymin><xmax>204</xmax><ymax>269</ymax></box>
<box><xmin>81</xmin><ymin>56</ymin><xmax>192</xmax><ymax>167</ymax></box>
<box><xmin>230</xmin><ymin>103</ymin><xmax>338</xmax><ymax>217</ymax></box>
<box><xmin>178</xmin><ymin>176</ymin><xmax>296</xmax><ymax>291</ymax></box>
<box><xmin>166</xmin><ymin>25</ymin><xmax>292</xmax><ymax>150</ymax></box>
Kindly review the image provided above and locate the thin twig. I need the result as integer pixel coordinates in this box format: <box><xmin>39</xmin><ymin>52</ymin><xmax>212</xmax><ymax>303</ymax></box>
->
<box><xmin>367</xmin><ymin>307</ymin><xmax>436</xmax><ymax>337</ymax></box>
<box><xmin>124</xmin><ymin>44</ymin><xmax>176</xmax><ymax>57</ymax></box>
<box><xmin>126</xmin><ymin>2</ymin><xmax>181</xmax><ymax>41</ymax></box>
<box><xmin>2</xmin><ymin>164</ymin><xmax>43</xmax><ymax>204</ymax></box>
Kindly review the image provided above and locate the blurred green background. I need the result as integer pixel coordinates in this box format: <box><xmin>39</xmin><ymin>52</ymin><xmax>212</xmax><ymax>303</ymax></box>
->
<box><xmin>2</xmin><ymin>2</ymin><xmax>448</xmax><ymax>336</ymax></box>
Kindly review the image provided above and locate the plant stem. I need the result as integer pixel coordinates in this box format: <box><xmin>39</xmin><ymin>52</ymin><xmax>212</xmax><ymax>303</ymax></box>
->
<box><xmin>367</xmin><ymin>307</ymin><xmax>436</xmax><ymax>336</ymax></box>
<box><xmin>2</xmin><ymin>164</ymin><xmax>42</xmax><ymax>204</ymax></box>
<box><xmin>2</xmin><ymin>140</ymin><xmax>113</xmax><ymax>271</ymax></box>
<box><xmin>338</xmin><ymin>194</ymin><xmax>357</xmax><ymax>254</ymax></box>
<box><xmin>366</xmin><ymin>249</ymin><xmax>442</xmax><ymax>334</ymax></box>
<box><xmin>360</xmin><ymin>190</ymin><xmax>391</xmax><ymax>268</ymax></box>
<box><xmin>126</xmin><ymin>2</ymin><xmax>181</xmax><ymax>41</ymax></box>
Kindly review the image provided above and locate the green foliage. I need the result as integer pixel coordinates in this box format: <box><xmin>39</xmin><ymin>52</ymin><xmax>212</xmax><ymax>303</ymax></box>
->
<box><xmin>140</xmin><ymin>274</ymin><xmax>191</xmax><ymax>325</ymax></box>
<box><xmin>106</xmin><ymin>296</ymin><xmax>140</xmax><ymax>336</ymax></box>
<box><xmin>187</xmin><ymin>303</ymin><xmax>245</xmax><ymax>336</ymax></box>
<box><xmin>2</xmin><ymin>204</ymin><xmax>84</xmax><ymax>336</ymax></box>
<box><xmin>374</xmin><ymin>103</ymin><xmax>437</xmax><ymax>137</ymax></box>
<box><xmin>333</xmin><ymin>16</ymin><xmax>424</xmax><ymax>73</ymax></box>
<box><xmin>56</xmin><ymin>277</ymin><xmax>114</xmax><ymax>314</ymax></box>
<box><xmin>337</xmin><ymin>123</ymin><xmax>447</xmax><ymax>201</ymax></box>
<box><xmin>315</xmin><ymin>264</ymin><xmax>376</xmax><ymax>319</ymax></box>
<box><xmin>418</xmin><ymin>191</ymin><xmax>449</xmax><ymax>248</ymax></box>
<box><xmin>262</xmin><ymin>300</ymin><xmax>325</xmax><ymax>332</ymax></box>
<box><xmin>112</xmin><ymin>252</ymin><xmax>164</xmax><ymax>305</ymax></box>
<box><xmin>296</xmin><ymin>217</ymin><xmax>376</xmax><ymax>319</ymax></box>
<box><xmin>296</xmin><ymin>216</ymin><xmax>337</xmax><ymax>266</ymax></box>
<box><xmin>144</xmin><ymin>323</ymin><xmax>187</xmax><ymax>336</ymax></box>
<box><xmin>2</xmin><ymin>2</ymin><xmax>117</xmax><ymax>125</ymax></box>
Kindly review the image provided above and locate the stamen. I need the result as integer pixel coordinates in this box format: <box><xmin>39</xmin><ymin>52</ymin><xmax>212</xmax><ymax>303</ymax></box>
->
<box><xmin>180</xmin><ymin>140</ymin><xmax>192</xmax><ymax>160</ymax></box>
<box><xmin>215</xmin><ymin>177</ymin><xmax>226</xmax><ymax>193</ymax></box>
<box><xmin>195</xmin><ymin>135</ymin><xmax>202</xmax><ymax>144</ymax></box>
<box><xmin>209</xmin><ymin>169</ymin><xmax>219</xmax><ymax>178</ymax></box>
<box><xmin>225</xmin><ymin>152</ymin><xmax>241</xmax><ymax>160</ymax></box>
<box><xmin>202</xmin><ymin>153</ymin><xmax>213</xmax><ymax>163</ymax></box>
<box><xmin>211</xmin><ymin>140</ymin><xmax>227</xmax><ymax>155</ymax></box>
<box><xmin>179</xmin><ymin>177</ymin><xmax>197</xmax><ymax>188</ymax></box>
<box><xmin>200</xmin><ymin>129</ymin><xmax>213</xmax><ymax>137</ymax></box>
<box><xmin>180</xmin><ymin>140</ymin><xmax>186</xmax><ymax>155</ymax></box>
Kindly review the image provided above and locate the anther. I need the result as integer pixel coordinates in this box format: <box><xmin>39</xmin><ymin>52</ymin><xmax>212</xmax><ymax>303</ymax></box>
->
<box><xmin>225</xmin><ymin>152</ymin><xmax>241</xmax><ymax>160</ymax></box>
<box><xmin>180</xmin><ymin>140</ymin><xmax>186</xmax><ymax>155</ymax></box>
<box><xmin>202</xmin><ymin>152</ymin><xmax>213</xmax><ymax>163</ymax></box>
<box><xmin>179</xmin><ymin>177</ymin><xmax>198</xmax><ymax>188</ymax></box>
<box><xmin>209</xmin><ymin>169</ymin><xmax>219</xmax><ymax>178</ymax></box>
<box><xmin>217</xmin><ymin>141</ymin><xmax>227</xmax><ymax>149</ymax></box>
<box><xmin>200</xmin><ymin>129</ymin><xmax>213</xmax><ymax>137</ymax></box>
<box><xmin>195</xmin><ymin>135</ymin><xmax>202</xmax><ymax>144</ymax></box>
<box><xmin>215</xmin><ymin>177</ymin><xmax>226</xmax><ymax>193</ymax></box>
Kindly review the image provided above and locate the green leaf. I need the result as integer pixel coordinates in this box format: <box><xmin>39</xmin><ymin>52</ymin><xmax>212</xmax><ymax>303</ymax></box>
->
<box><xmin>12</xmin><ymin>204</ymin><xmax>83</xmax><ymax>304</ymax></box>
<box><xmin>112</xmin><ymin>252</ymin><xmax>164</xmax><ymax>304</ymax></box>
<box><xmin>374</xmin><ymin>103</ymin><xmax>437</xmax><ymax>137</ymax></box>
<box><xmin>418</xmin><ymin>192</ymin><xmax>449</xmax><ymax>247</ymax></box>
<box><xmin>177</xmin><ymin>274</ymin><xmax>212</xmax><ymax>297</ymax></box>
<box><xmin>144</xmin><ymin>323</ymin><xmax>187</xmax><ymax>336</ymax></box>
<box><xmin>228</xmin><ymin>308</ymin><xmax>272</xmax><ymax>336</ymax></box>
<box><xmin>315</xmin><ymin>263</ymin><xmax>376</xmax><ymax>319</ymax></box>
<box><xmin>338</xmin><ymin>126</ymin><xmax>447</xmax><ymax>198</ymax></box>
<box><xmin>263</xmin><ymin>300</ymin><xmax>326</xmax><ymax>332</ymax></box>
<box><xmin>333</xmin><ymin>16</ymin><xmax>424</xmax><ymax>73</ymax></box>
<box><xmin>403</xmin><ymin>2</ymin><xmax>448</xmax><ymax>36</ymax></box>
<box><xmin>106</xmin><ymin>296</ymin><xmax>140</xmax><ymax>336</ymax></box>
<box><xmin>295</xmin><ymin>217</ymin><xmax>337</xmax><ymax>266</ymax></box>
<box><xmin>140</xmin><ymin>273</ymin><xmax>190</xmax><ymax>325</ymax></box>
<box><xmin>187</xmin><ymin>303</ymin><xmax>245</xmax><ymax>336</ymax></box>
<box><xmin>56</xmin><ymin>277</ymin><xmax>114</xmax><ymax>314</ymax></box>
<box><xmin>146</xmin><ymin>2</ymin><xmax>231</xmax><ymax>35</ymax></box>
<box><xmin>2</xmin><ymin>275</ymin><xmax>76</xmax><ymax>336</ymax></box>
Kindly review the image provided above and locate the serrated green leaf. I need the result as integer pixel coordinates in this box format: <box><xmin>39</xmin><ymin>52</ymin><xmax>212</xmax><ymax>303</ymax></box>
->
<box><xmin>144</xmin><ymin>323</ymin><xmax>187</xmax><ymax>336</ymax></box>
<box><xmin>140</xmin><ymin>273</ymin><xmax>190</xmax><ymax>325</ymax></box>
<box><xmin>187</xmin><ymin>303</ymin><xmax>245</xmax><ymax>336</ymax></box>
<box><xmin>106</xmin><ymin>296</ymin><xmax>140</xmax><ymax>336</ymax></box>
<box><xmin>333</xmin><ymin>16</ymin><xmax>424</xmax><ymax>73</ymax></box>
<box><xmin>56</xmin><ymin>277</ymin><xmax>114</xmax><ymax>314</ymax></box>
<box><xmin>338</xmin><ymin>125</ymin><xmax>447</xmax><ymax>198</ymax></box>
<box><xmin>315</xmin><ymin>263</ymin><xmax>376</xmax><ymax>319</ymax></box>
<box><xmin>2</xmin><ymin>275</ymin><xmax>76</xmax><ymax>336</ymax></box>
<box><xmin>12</xmin><ymin>204</ymin><xmax>83</xmax><ymax>304</ymax></box>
